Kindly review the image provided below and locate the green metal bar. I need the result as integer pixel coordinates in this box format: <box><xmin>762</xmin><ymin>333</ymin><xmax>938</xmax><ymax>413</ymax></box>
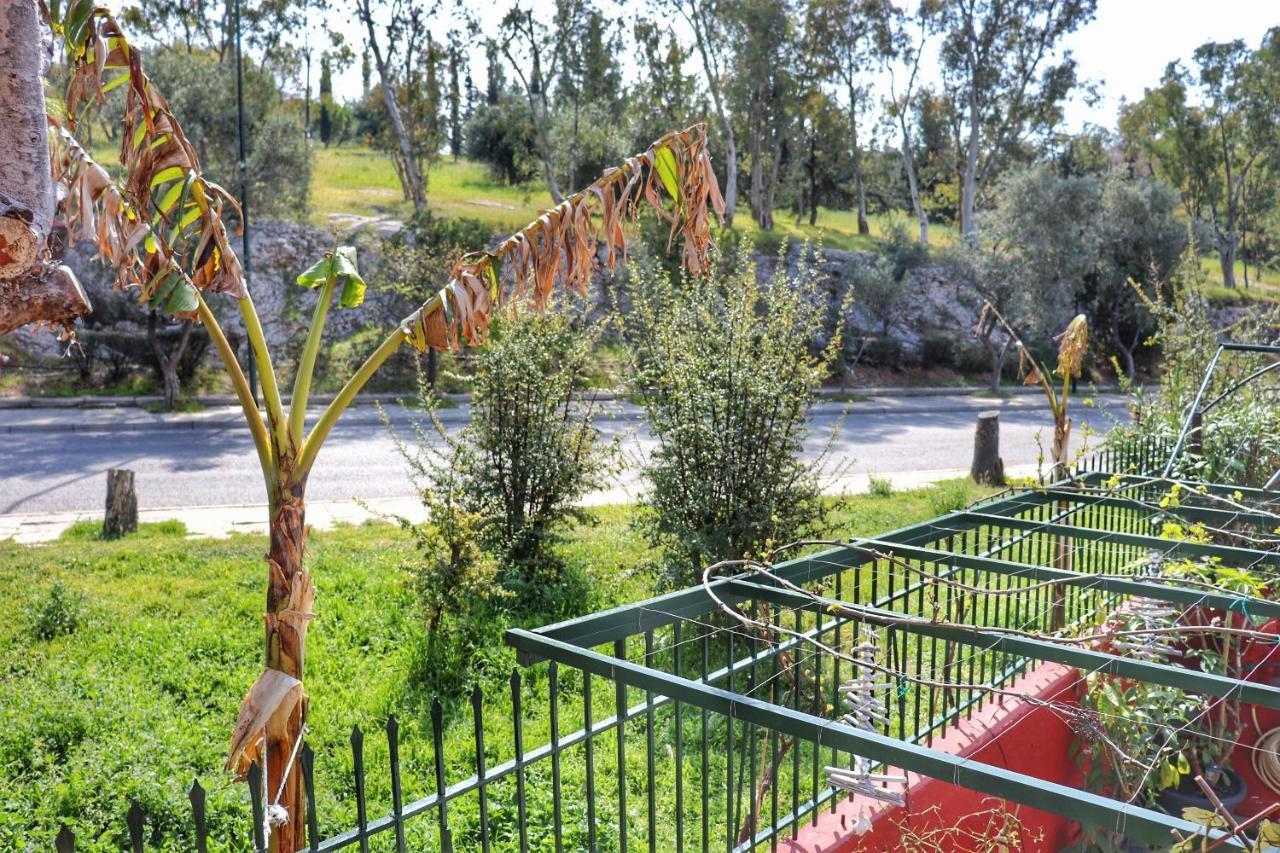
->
<box><xmin>1165</xmin><ymin>344</ymin><xmax>1225</xmax><ymax>477</ymax></box>
<box><xmin>723</xmin><ymin>578</ymin><xmax>1280</xmax><ymax>710</ymax></box>
<box><xmin>981</xmin><ymin>488</ymin><xmax>1279</xmax><ymax>529</ymax></box>
<box><xmin>948</xmin><ymin>510</ymin><xmax>1280</xmax><ymax>569</ymax></box>
<box><xmin>505</xmin><ymin>629</ymin><xmax>1237</xmax><ymax>849</ymax></box>
<box><xmin>1077</xmin><ymin>471</ymin><xmax>1280</xmax><ymax>503</ymax></box>
<box><xmin>862</xmin><ymin>538</ymin><xmax>1280</xmax><ymax>620</ymax></box>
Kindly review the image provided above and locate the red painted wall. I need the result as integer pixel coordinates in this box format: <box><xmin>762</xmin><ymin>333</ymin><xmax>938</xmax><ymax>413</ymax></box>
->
<box><xmin>783</xmin><ymin>663</ymin><xmax>1082</xmax><ymax>853</ymax></box>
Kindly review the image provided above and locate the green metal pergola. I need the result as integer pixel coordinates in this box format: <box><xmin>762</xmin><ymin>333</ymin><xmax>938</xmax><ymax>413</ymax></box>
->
<box><xmin>508</xmin><ymin>470</ymin><xmax>1280</xmax><ymax>850</ymax></box>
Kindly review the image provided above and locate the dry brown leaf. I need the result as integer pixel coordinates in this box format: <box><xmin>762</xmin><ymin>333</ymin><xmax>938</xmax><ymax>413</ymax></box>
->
<box><xmin>226</xmin><ymin>669</ymin><xmax>304</xmax><ymax>778</ymax></box>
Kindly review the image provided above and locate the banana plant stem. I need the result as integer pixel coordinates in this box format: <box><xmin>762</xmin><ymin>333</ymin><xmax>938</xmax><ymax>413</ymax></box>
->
<box><xmin>288</xmin><ymin>274</ymin><xmax>338</xmax><ymax>448</ymax></box>
<box><xmin>199</xmin><ymin>294</ymin><xmax>275</xmax><ymax>490</ymax></box>
<box><xmin>297</xmin><ymin>325</ymin><xmax>411</xmax><ymax>475</ymax></box>
<box><xmin>239</xmin><ymin>295</ymin><xmax>290</xmax><ymax>452</ymax></box>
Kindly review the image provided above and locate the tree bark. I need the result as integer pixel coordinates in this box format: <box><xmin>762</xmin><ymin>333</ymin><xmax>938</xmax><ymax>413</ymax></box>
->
<box><xmin>103</xmin><ymin>469</ymin><xmax>138</xmax><ymax>539</ymax></box>
<box><xmin>961</xmin><ymin>86</ymin><xmax>981</xmax><ymax>245</ymax></box>
<box><xmin>0</xmin><ymin>0</ymin><xmax>53</xmax><ymax>279</ymax></box>
<box><xmin>1111</xmin><ymin>324</ymin><xmax>1137</xmax><ymax>380</ymax></box>
<box><xmin>147</xmin><ymin>311</ymin><xmax>195</xmax><ymax>411</ymax></box>
<box><xmin>683</xmin><ymin>0</ymin><xmax>736</xmax><ymax>226</ymax></box>
<box><xmin>0</xmin><ymin>263</ymin><xmax>91</xmax><ymax>335</ymax></box>
<box><xmin>970</xmin><ymin>411</ymin><xmax>1004</xmax><ymax>485</ymax></box>
<box><xmin>848</xmin><ymin>81</ymin><xmax>868</xmax><ymax>236</ymax></box>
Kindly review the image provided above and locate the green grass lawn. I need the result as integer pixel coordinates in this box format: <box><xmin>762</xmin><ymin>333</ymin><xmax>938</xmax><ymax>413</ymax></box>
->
<box><xmin>0</xmin><ymin>482</ymin><xmax>993</xmax><ymax>851</ymax></box>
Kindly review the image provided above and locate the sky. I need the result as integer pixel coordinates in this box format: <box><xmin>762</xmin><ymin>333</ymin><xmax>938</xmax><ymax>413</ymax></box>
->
<box><xmin>319</xmin><ymin>0</ymin><xmax>1278</xmax><ymax>136</ymax></box>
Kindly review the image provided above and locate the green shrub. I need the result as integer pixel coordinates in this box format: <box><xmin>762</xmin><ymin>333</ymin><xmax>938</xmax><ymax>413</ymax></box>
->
<box><xmin>619</xmin><ymin>241</ymin><xmax>840</xmax><ymax>584</ymax></box>
<box><xmin>867</xmin><ymin>476</ymin><xmax>893</xmax><ymax>498</ymax></box>
<box><xmin>926</xmin><ymin>480</ymin><xmax>970</xmax><ymax>517</ymax></box>
<box><xmin>28</xmin><ymin>581</ymin><xmax>84</xmax><ymax>640</ymax></box>
<box><xmin>860</xmin><ymin>336</ymin><xmax>904</xmax><ymax>369</ymax></box>
<box><xmin>955</xmin><ymin>343</ymin><xmax>991</xmax><ymax>376</ymax></box>
<box><xmin>919</xmin><ymin>331</ymin><xmax>957</xmax><ymax>368</ymax></box>
<box><xmin>455</xmin><ymin>305</ymin><xmax>613</xmax><ymax>610</ymax></box>
<box><xmin>402</xmin><ymin>211</ymin><xmax>493</xmax><ymax>254</ymax></box>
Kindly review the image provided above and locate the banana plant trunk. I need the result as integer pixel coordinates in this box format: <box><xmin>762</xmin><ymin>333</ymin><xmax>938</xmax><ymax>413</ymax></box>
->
<box><xmin>264</xmin><ymin>475</ymin><xmax>312</xmax><ymax>852</ymax></box>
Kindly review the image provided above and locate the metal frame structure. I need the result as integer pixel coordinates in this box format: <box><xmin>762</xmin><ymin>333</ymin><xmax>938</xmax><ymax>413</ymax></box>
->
<box><xmin>509</xmin><ymin>471</ymin><xmax>1280</xmax><ymax>850</ymax></box>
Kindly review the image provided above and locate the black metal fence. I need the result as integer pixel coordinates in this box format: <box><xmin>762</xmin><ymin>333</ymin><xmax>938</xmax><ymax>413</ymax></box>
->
<box><xmin>48</xmin><ymin>440</ymin><xmax>1182</xmax><ymax>852</ymax></box>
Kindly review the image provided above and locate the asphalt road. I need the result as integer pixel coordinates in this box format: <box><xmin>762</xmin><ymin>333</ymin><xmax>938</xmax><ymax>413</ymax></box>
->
<box><xmin>0</xmin><ymin>394</ymin><xmax>1129</xmax><ymax>516</ymax></box>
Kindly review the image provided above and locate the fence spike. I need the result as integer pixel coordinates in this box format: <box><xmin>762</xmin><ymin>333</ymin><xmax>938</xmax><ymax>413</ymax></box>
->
<box><xmin>431</xmin><ymin>698</ymin><xmax>452</xmax><ymax>853</ymax></box>
<box><xmin>301</xmin><ymin>743</ymin><xmax>320</xmax><ymax>851</ymax></box>
<box><xmin>472</xmin><ymin>684</ymin><xmax>491</xmax><ymax>853</ymax></box>
<box><xmin>351</xmin><ymin>724</ymin><xmax>369</xmax><ymax>853</ymax></box>
<box><xmin>55</xmin><ymin>825</ymin><xmax>75</xmax><ymax>853</ymax></box>
<box><xmin>387</xmin><ymin>714</ymin><xmax>406</xmax><ymax>853</ymax></box>
<box><xmin>247</xmin><ymin>761</ymin><xmax>266</xmax><ymax>853</ymax></box>
<box><xmin>188</xmin><ymin>779</ymin><xmax>208</xmax><ymax>853</ymax></box>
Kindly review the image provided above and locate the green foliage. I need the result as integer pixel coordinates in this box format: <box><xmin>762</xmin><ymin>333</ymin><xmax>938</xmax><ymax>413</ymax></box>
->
<box><xmin>1107</xmin><ymin>241</ymin><xmax>1280</xmax><ymax>485</ymax></box>
<box><xmin>454</xmin><ymin>306</ymin><xmax>614</xmax><ymax>608</ymax></box>
<box><xmin>383</xmin><ymin>382</ymin><xmax>504</xmax><ymax>697</ymax></box>
<box><xmin>867</xmin><ymin>476</ymin><xmax>894</xmax><ymax>498</ymax></box>
<box><xmin>919</xmin><ymin>331</ymin><xmax>957</xmax><ymax>368</ymax></box>
<box><xmin>28</xmin><ymin>581</ymin><xmax>85</xmax><ymax>641</ymax></box>
<box><xmin>619</xmin><ymin>241</ymin><xmax>840</xmax><ymax>583</ymax></box>
<box><xmin>464</xmin><ymin>96</ymin><xmax>540</xmax><ymax>185</ymax></box>
<box><xmin>133</xmin><ymin>49</ymin><xmax>311</xmax><ymax>218</ymax></box>
<box><xmin>925</xmin><ymin>479</ymin><xmax>970</xmax><ymax>517</ymax></box>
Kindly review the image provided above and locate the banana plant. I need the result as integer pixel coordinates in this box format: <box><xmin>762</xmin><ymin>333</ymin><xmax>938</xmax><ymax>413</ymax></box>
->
<box><xmin>45</xmin><ymin>4</ymin><xmax>724</xmax><ymax>849</ymax></box>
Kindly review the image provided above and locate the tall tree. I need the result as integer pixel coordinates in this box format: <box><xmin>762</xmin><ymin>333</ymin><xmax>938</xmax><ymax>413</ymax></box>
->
<box><xmin>318</xmin><ymin>54</ymin><xmax>334</xmax><ymax>146</ymax></box>
<box><xmin>883</xmin><ymin>1</ymin><xmax>937</xmax><ymax>243</ymax></box>
<box><xmin>806</xmin><ymin>0</ymin><xmax>889</xmax><ymax>235</ymax></box>
<box><xmin>355</xmin><ymin>0</ymin><xmax>427</xmax><ymax>211</ymax></box>
<box><xmin>669</xmin><ymin>0</ymin><xmax>740</xmax><ymax>226</ymax></box>
<box><xmin>728</xmin><ymin>0</ymin><xmax>796</xmax><ymax>230</ymax></box>
<box><xmin>447</xmin><ymin>37</ymin><xmax>463</xmax><ymax>158</ymax></box>
<box><xmin>937</xmin><ymin>0</ymin><xmax>1096</xmax><ymax>244</ymax></box>
<box><xmin>1122</xmin><ymin>33</ymin><xmax>1280</xmax><ymax>288</ymax></box>
<box><xmin>498</xmin><ymin>1</ymin><xmax>592</xmax><ymax>203</ymax></box>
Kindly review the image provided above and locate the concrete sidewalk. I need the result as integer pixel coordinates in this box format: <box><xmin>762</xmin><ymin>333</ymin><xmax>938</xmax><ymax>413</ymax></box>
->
<box><xmin>0</xmin><ymin>463</ymin><xmax>1041</xmax><ymax>544</ymax></box>
<box><xmin>0</xmin><ymin>390</ymin><xmax>1130</xmax><ymax>434</ymax></box>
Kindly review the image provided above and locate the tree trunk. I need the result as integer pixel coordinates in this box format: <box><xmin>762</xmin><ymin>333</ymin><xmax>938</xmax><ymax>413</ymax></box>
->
<box><xmin>1218</xmin><ymin>234</ymin><xmax>1237</xmax><ymax>289</ymax></box>
<box><xmin>970</xmin><ymin>411</ymin><xmax>1004</xmax><ymax>485</ymax></box>
<box><xmin>0</xmin><ymin>0</ymin><xmax>53</xmax><ymax>279</ymax></box>
<box><xmin>361</xmin><ymin>8</ymin><xmax>426</xmax><ymax>212</ymax></box>
<box><xmin>900</xmin><ymin>133</ymin><xmax>929</xmax><ymax>245</ymax></box>
<box><xmin>961</xmin><ymin>89</ymin><xmax>981</xmax><ymax>246</ymax></box>
<box><xmin>985</xmin><ymin>337</ymin><xmax>1006</xmax><ymax>392</ymax></box>
<box><xmin>147</xmin><ymin>311</ymin><xmax>194</xmax><ymax>411</ymax></box>
<box><xmin>103</xmin><ymin>468</ymin><xmax>138</xmax><ymax>539</ymax></box>
<box><xmin>0</xmin><ymin>264</ymin><xmax>90</xmax><ymax>335</ymax></box>
<box><xmin>720</xmin><ymin>119</ymin><xmax>738</xmax><ymax>228</ymax></box>
<box><xmin>849</xmin><ymin>81</ymin><xmax>868</xmax><ymax>236</ymax></box>
<box><xmin>262</xmin><ymin>484</ymin><xmax>314</xmax><ymax>853</ymax></box>
<box><xmin>1111</xmin><ymin>324</ymin><xmax>1137</xmax><ymax>380</ymax></box>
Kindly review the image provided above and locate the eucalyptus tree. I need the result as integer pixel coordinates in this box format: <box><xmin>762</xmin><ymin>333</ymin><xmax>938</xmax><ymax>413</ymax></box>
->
<box><xmin>1121</xmin><ymin>31</ymin><xmax>1280</xmax><ymax>288</ymax></box>
<box><xmin>667</xmin><ymin>0</ymin><xmax>740</xmax><ymax>226</ymax></box>
<box><xmin>882</xmin><ymin>0</ymin><xmax>938</xmax><ymax>243</ymax></box>
<box><xmin>726</xmin><ymin>0</ymin><xmax>797</xmax><ymax>230</ymax></box>
<box><xmin>355</xmin><ymin>0</ymin><xmax>427</xmax><ymax>209</ymax></box>
<box><xmin>805</xmin><ymin>0</ymin><xmax>891</xmax><ymax>236</ymax></box>
<box><xmin>936</xmin><ymin>0</ymin><xmax>1096</xmax><ymax>244</ymax></box>
<box><xmin>12</xmin><ymin>5</ymin><xmax>724</xmax><ymax>850</ymax></box>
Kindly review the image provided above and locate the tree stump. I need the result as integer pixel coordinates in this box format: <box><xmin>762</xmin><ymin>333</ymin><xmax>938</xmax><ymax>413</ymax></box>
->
<box><xmin>103</xmin><ymin>469</ymin><xmax>137</xmax><ymax>539</ymax></box>
<box><xmin>970</xmin><ymin>411</ymin><xmax>1005</xmax><ymax>485</ymax></box>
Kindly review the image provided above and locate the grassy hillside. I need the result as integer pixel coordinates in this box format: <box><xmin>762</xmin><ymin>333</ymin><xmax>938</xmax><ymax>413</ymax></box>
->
<box><xmin>310</xmin><ymin>145</ymin><xmax>959</xmax><ymax>253</ymax></box>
